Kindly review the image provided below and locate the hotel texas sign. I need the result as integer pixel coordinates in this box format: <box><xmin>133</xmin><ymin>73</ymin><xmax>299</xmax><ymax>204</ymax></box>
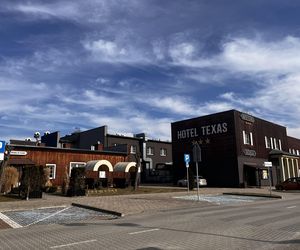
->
<box><xmin>177</xmin><ymin>122</ymin><xmax>228</xmax><ymax>140</ymax></box>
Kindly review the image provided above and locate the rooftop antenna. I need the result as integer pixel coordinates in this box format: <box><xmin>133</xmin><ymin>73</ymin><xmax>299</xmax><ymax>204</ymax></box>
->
<box><xmin>34</xmin><ymin>131</ymin><xmax>40</xmax><ymax>145</ymax></box>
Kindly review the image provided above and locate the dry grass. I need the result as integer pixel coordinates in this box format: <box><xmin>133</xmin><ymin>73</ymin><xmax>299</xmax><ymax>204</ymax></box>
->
<box><xmin>0</xmin><ymin>194</ymin><xmax>21</xmax><ymax>202</ymax></box>
<box><xmin>87</xmin><ymin>186</ymin><xmax>184</xmax><ymax>196</ymax></box>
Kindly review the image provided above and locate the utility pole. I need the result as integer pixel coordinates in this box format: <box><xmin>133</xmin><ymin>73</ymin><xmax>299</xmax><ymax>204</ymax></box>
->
<box><xmin>134</xmin><ymin>151</ymin><xmax>141</xmax><ymax>191</ymax></box>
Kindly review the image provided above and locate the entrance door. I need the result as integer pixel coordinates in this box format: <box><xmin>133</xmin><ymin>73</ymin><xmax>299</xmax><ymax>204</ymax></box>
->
<box><xmin>244</xmin><ymin>166</ymin><xmax>258</xmax><ymax>187</ymax></box>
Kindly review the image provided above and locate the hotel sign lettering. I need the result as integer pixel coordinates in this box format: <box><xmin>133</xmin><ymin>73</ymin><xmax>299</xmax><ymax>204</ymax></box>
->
<box><xmin>177</xmin><ymin>122</ymin><xmax>228</xmax><ymax>140</ymax></box>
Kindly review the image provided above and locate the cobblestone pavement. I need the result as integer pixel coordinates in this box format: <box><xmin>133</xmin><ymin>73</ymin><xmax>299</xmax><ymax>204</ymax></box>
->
<box><xmin>2</xmin><ymin>206</ymin><xmax>117</xmax><ymax>228</ymax></box>
<box><xmin>0</xmin><ymin>187</ymin><xmax>297</xmax><ymax>230</ymax></box>
<box><xmin>0</xmin><ymin>189</ymin><xmax>299</xmax><ymax>250</ymax></box>
<box><xmin>0</xmin><ymin>217</ymin><xmax>10</xmax><ymax>229</ymax></box>
<box><xmin>174</xmin><ymin>194</ymin><xmax>269</xmax><ymax>204</ymax></box>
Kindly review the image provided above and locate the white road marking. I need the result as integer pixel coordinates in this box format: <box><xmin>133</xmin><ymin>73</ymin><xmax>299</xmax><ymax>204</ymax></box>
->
<box><xmin>286</xmin><ymin>206</ymin><xmax>297</xmax><ymax>209</ymax></box>
<box><xmin>26</xmin><ymin>206</ymin><xmax>71</xmax><ymax>227</ymax></box>
<box><xmin>50</xmin><ymin>239</ymin><xmax>97</xmax><ymax>249</ymax></box>
<box><xmin>0</xmin><ymin>212</ymin><xmax>22</xmax><ymax>228</ymax></box>
<box><xmin>38</xmin><ymin>206</ymin><xmax>67</xmax><ymax>210</ymax></box>
<box><xmin>129</xmin><ymin>228</ymin><xmax>160</xmax><ymax>235</ymax></box>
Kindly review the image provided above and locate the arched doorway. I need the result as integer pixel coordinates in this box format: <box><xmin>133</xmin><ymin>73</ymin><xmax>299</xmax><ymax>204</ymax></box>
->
<box><xmin>85</xmin><ymin>160</ymin><xmax>113</xmax><ymax>187</ymax></box>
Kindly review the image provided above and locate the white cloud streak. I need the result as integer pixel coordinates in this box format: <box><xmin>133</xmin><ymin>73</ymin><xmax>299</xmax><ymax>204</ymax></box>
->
<box><xmin>3</xmin><ymin>0</ymin><xmax>300</xmax><ymax>140</ymax></box>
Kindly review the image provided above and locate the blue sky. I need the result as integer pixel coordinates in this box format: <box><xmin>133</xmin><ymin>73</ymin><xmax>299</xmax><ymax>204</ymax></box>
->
<box><xmin>1</xmin><ymin>0</ymin><xmax>300</xmax><ymax>142</ymax></box>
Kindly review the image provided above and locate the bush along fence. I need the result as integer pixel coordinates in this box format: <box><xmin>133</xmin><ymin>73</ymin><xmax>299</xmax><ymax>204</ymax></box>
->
<box><xmin>67</xmin><ymin>167</ymin><xmax>86</xmax><ymax>197</ymax></box>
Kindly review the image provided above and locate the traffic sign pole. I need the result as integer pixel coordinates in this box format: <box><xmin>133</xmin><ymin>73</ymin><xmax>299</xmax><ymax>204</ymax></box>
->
<box><xmin>195</xmin><ymin>161</ymin><xmax>199</xmax><ymax>201</ymax></box>
<box><xmin>264</xmin><ymin>162</ymin><xmax>273</xmax><ymax>197</ymax></box>
<box><xmin>193</xmin><ymin>142</ymin><xmax>201</xmax><ymax>201</ymax></box>
<box><xmin>186</xmin><ymin>164</ymin><xmax>189</xmax><ymax>194</ymax></box>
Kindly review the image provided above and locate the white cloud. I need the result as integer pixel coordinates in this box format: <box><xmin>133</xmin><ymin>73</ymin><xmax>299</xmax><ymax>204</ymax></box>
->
<box><xmin>5</xmin><ymin>1</ymin><xmax>146</xmax><ymax>25</ymax></box>
<box><xmin>169</xmin><ymin>42</ymin><xmax>196</xmax><ymax>62</ymax></box>
<box><xmin>152</xmin><ymin>39</ymin><xmax>166</xmax><ymax>61</ymax></box>
<box><xmin>165</xmin><ymin>36</ymin><xmax>300</xmax><ymax>76</ymax></box>
<box><xmin>7</xmin><ymin>1</ymin><xmax>98</xmax><ymax>22</ymax></box>
<box><xmin>82</xmin><ymin>38</ymin><xmax>152</xmax><ymax>64</ymax></box>
<box><xmin>221</xmin><ymin>36</ymin><xmax>300</xmax><ymax>74</ymax></box>
<box><xmin>86</xmin><ymin>112</ymin><xmax>172</xmax><ymax>141</ymax></box>
<box><xmin>150</xmin><ymin>96</ymin><xmax>197</xmax><ymax>116</ymax></box>
<box><xmin>83</xmin><ymin>39</ymin><xmax>127</xmax><ymax>61</ymax></box>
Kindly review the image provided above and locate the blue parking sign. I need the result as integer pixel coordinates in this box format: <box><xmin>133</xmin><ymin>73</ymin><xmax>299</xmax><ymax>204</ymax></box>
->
<box><xmin>0</xmin><ymin>141</ymin><xmax>5</xmax><ymax>153</ymax></box>
<box><xmin>184</xmin><ymin>154</ymin><xmax>190</xmax><ymax>163</ymax></box>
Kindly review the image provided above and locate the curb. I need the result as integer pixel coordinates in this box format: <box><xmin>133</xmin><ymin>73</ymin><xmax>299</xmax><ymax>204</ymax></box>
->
<box><xmin>222</xmin><ymin>192</ymin><xmax>282</xmax><ymax>199</ymax></box>
<box><xmin>71</xmin><ymin>203</ymin><xmax>124</xmax><ymax>217</ymax></box>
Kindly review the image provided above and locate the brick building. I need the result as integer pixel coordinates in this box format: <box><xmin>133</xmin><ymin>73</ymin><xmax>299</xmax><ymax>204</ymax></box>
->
<box><xmin>172</xmin><ymin>110</ymin><xmax>300</xmax><ymax>187</ymax></box>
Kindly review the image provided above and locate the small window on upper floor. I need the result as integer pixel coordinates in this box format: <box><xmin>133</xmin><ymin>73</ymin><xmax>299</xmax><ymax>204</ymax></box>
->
<box><xmin>130</xmin><ymin>145</ymin><xmax>137</xmax><ymax>154</ymax></box>
<box><xmin>265</xmin><ymin>136</ymin><xmax>270</xmax><ymax>148</ymax></box>
<box><xmin>147</xmin><ymin>146</ymin><xmax>154</xmax><ymax>155</ymax></box>
<box><xmin>243</xmin><ymin>131</ymin><xmax>253</xmax><ymax>146</ymax></box>
<box><xmin>160</xmin><ymin>148</ymin><xmax>167</xmax><ymax>156</ymax></box>
<box><xmin>278</xmin><ymin>139</ymin><xmax>282</xmax><ymax>150</ymax></box>
<box><xmin>273</xmin><ymin>138</ymin><xmax>278</xmax><ymax>150</ymax></box>
<box><xmin>270</xmin><ymin>137</ymin><xmax>274</xmax><ymax>149</ymax></box>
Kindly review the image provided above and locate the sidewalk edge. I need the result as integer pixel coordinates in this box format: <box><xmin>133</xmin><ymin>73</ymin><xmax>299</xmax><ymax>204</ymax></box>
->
<box><xmin>71</xmin><ymin>203</ymin><xmax>124</xmax><ymax>217</ymax></box>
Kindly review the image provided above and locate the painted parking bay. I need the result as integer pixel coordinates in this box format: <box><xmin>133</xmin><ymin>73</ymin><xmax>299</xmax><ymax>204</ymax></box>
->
<box><xmin>174</xmin><ymin>194</ymin><xmax>269</xmax><ymax>205</ymax></box>
<box><xmin>0</xmin><ymin>206</ymin><xmax>118</xmax><ymax>228</ymax></box>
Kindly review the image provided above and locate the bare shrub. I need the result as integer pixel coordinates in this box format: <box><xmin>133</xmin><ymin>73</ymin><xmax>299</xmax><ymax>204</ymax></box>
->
<box><xmin>1</xmin><ymin>167</ymin><xmax>19</xmax><ymax>193</ymax></box>
<box><xmin>61</xmin><ymin>166</ymin><xmax>69</xmax><ymax>195</ymax></box>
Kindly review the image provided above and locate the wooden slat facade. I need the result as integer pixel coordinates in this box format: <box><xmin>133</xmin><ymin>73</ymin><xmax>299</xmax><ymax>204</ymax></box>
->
<box><xmin>8</xmin><ymin>145</ymin><xmax>128</xmax><ymax>186</ymax></box>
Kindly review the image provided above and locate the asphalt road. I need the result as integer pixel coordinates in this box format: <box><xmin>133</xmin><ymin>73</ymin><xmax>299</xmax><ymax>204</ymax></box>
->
<box><xmin>0</xmin><ymin>194</ymin><xmax>299</xmax><ymax>250</ymax></box>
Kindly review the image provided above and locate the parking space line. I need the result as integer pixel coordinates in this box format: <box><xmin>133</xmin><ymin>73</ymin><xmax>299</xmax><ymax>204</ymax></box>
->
<box><xmin>50</xmin><ymin>239</ymin><xmax>97</xmax><ymax>249</ymax></box>
<box><xmin>26</xmin><ymin>206</ymin><xmax>71</xmax><ymax>227</ymax></box>
<box><xmin>0</xmin><ymin>212</ymin><xmax>22</xmax><ymax>228</ymax></box>
<box><xmin>129</xmin><ymin>228</ymin><xmax>160</xmax><ymax>235</ymax></box>
<box><xmin>286</xmin><ymin>206</ymin><xmax>296</xmax><ymax>209</ymax></box>
<box><xmin>38</xmin><ymin>206</ymin><xmax>67</xmax><ymax>210</ymax></box>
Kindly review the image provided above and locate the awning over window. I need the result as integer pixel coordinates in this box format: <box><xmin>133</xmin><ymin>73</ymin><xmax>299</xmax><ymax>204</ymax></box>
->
<box><xmin>114</xmin><ymin>162</ymin><xmax>138</xmax><ymax>173</ymax></box>
<box><xmin>8</xmin><ymin>158</ymin><xmax>35</xmax><ymax>165</ymax></box>
<box><xmin>85</xmin><ymin>160</ymin><xmax>113</xmax><ymax>172</ymax></box>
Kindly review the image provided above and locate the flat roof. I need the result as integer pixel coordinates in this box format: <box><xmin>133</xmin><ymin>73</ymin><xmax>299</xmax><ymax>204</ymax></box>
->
<box><xmin>9</xmin><ymin>144</ymin><xmax>127</xmax><ymax>155</ymax></box>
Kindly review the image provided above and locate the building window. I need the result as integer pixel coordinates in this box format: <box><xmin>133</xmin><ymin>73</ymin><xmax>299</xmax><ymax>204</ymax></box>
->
<box><xmin>243</xmin><ymin>131</ymin><xmax>253</xmax><ymax>145</ymax></box>
<box><xmin>265</xmin><ymin>136</ymin><xmax>270</xmax><ymax>148</ymax></box>
<box><xmin>292</xmin><ymin>149</ymin><xmax>296</xmax><ymax>155</ymax></box>
<box><xmin>279</xmin><ymin>139</ymin><xmax>282</xmax><ymax>150</ymax></box>
<box><xmin>262</xmin><ymin>170</ymin><xmax>269</xmax><ymax>180</ymax></box>
<box><xmin>273</xmin><ymin>138</ymin><xmax>278</xmax><ymax>150</ymax></box>
<box><xmin>270</xmin><ymin>137</ymin><xmax>274</xmax><ymax>149</ymax></box>
<box><xmin>160</xmin><ymin>148</ymin><xmax>167</xmax><ymax>156</ymax></box>
<box><xmin>69</xmin><ymin>162</ymin><xmax>86</xmax><ymax>175</ymax></box>
<box><xmin>147</xmin><ymin>146</ymin><xmax>154</xmax><ymax>155</ymax></box>
<box><xmin>46</xmin><ymin>164</ymin><xmax>56</xmax><ymax>179</ymax></box>
<box><xmin>297</xmin><ymin>150</ymin><xmax>299</xmax><ymax>156</ymax></box>
<box><xmin>130</xmin><ymin>145</ymin><xmax>137</xmax><ymax>154</ymax></box>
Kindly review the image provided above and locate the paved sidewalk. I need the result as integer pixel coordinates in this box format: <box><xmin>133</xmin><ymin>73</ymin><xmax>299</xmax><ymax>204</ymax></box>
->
<box><xmin>0</xmin><ymin>218</ymin><xmax>10</xmax><ymax>229</ymax></box>
<box><xmin>0</xmin><ymin>187</ymin><xmax>297</xmax><ymax>229</ymax></box>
